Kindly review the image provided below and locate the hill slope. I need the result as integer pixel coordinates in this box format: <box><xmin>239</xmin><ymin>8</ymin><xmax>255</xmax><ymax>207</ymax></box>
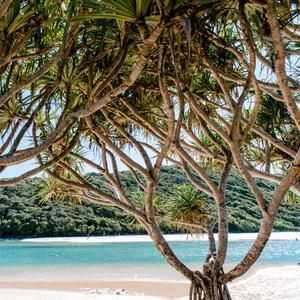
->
<box><xmin>0</xmin><ymin>166</ymin><xmax>299</xmax><ymax>238</ymax></box>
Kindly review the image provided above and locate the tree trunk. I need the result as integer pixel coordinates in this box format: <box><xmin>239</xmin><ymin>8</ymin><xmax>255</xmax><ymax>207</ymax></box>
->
<box><xmin>189</xmin><ymin>229</ymin><xmax>232</xmax><ymax>300</ymax></box>
<box><xmin>189</xmin><ymin>265</ymin><xmax>232</xmax><ymax>300</ymax></box>
<box><xmin>144</xmin><ymin>220</ymin><xmax>232</xmax><ymax>300</ymax></box>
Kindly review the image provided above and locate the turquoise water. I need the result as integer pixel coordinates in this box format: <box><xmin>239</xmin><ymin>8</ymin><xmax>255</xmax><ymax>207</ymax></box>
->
<box><xmin>0</xmin><ymin>239</ymin><xmax>299</xmax><ymax>269</ymax></box>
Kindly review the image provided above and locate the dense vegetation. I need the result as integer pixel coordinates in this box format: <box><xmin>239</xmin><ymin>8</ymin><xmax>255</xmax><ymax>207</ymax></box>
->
<box><xmin>1</xmin><ymin>166</ymin><xmax>299</xmax><ymax>238</ymax></box>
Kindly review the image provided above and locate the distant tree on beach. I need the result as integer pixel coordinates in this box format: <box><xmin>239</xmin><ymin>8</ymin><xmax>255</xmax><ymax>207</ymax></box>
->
<box><xmin>1</xmin><ymin>1</ymin><xmax>300</xmax><ymax>299</ymax></box>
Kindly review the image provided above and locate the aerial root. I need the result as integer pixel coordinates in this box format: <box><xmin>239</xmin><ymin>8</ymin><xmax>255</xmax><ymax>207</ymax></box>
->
<box><xmin>189</xmin><ymin>272</ymin><xmax>231</xmax><ymax>300</ymax></box>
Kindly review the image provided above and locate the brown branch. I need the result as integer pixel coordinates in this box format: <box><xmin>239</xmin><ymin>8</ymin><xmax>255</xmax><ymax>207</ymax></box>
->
<box><xmin>115</xmin><ymin>106</ymin><xmax>165</xmax><ymax>142</ymax></box>
<box><xmin>179</xmin><ymin>157</ymin><xmax>213</xmax><ymax>197</ymax></box>
<box><xmin>90</xmin><ymin>24</ymin><xmax>132</xmax><ymax>98</ymax></box>
<box><xmin>184</xmin><ymin>89</ymin><xmax>230</xmax><ymax>143</ymax></box>
<box><xmin>56</xmin><ymin>159</ymin><xmax>144</xmax><ymax>218</ymax></box>
<box><xmin>0</xmin><ymin>27</ymin><xmax>37</xmax><ymax>68</ymax></box>
<box><xmin>0</xmin><ymin>53</ymin><xmax>60</xmax><ymax>108</ymax></box>
<box><xmin>101</xmin><ymin>109</ymin><xmax>154</xmax><ymax>175</ymax></box>
<box><xmin>0</xmin><ymin>130</ymin><xmax>80</xmax><ymax>185</ymax></box>
<box><xmin>152</xmin><ymin>45</ymin><xmax>176</xmax><ymax>178</ymax></box>
<box><xmin>0</xmin><ymin>118</ymin><xmax>76</xmax><ymax>166</ymax></box>
<box><xmin>125</xmin><ymin>163</ymin><xmax>146</xmax><ymax>191</ymax></box>
<box><xmin>265</xmin><ymin>1</ymin><xmax>300</xmax><ymax>129</ymax></box>
<box><xmin>203</xmin><ymin>56</ymin><xmax>235</xmax><ymax>111</ymax></box>
<box><xmin>86</xmin><ymin>117</ymin><xmax>147</xmax><ymax>176</ymax></box>
<box><xmin>0</xmin><ymin>0</ymin><xmax>14</xmax><ymax>19</ymax></box>
<box><xmin>0</xmin><ymin>119</ymin><xmax>21</xmax><ymax>155</ymax></box>
<box><xmin>97</xmin><ymin>140</ymin><xmax>134</xmax><ymax>207</ymax></box>
<box><xmin>238</xmin><ymin>1</ymin><xmax>261</xmax><ymax>140</ymax></box>
<box><xmin>69</xmin><ymin>152</ymin><xmax>105</xmax><ymax>173</ymax></box>
<box><xmin>224</xmin><ymin>153</ymin><xmax>300</xmax><ymax>282</ymax></box>
<box><xmin>230</xmin><ymin>142</ymin><xmax>267</xmax><ymax>213</ymax></box>
<box><xmin>74</xmin><ymin>20</ymin><xmax>165</xmax><ymax>119</ymax></box>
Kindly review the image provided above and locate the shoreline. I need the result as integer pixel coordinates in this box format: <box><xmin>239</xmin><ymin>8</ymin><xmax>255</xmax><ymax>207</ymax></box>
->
<box><xmin>1</xmin><ymin>233</ymin><xmax>299</xmax><ymax>298</ymax></box>
<box><xmin>0</xmin><ymin>265</ymin><xmax>299</xmax><ymax>299</ymax></box>
<box><xmin>19</xmin><ymin>231</ymin><xmax>300</xmax><ymax>243</ymax></box>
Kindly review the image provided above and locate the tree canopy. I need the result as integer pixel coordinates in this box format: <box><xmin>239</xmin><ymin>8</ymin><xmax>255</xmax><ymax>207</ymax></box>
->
<box><xmin>0</xmin><ymin>1</ymin><xmax>300</xmax><ymax>299</ymax></box>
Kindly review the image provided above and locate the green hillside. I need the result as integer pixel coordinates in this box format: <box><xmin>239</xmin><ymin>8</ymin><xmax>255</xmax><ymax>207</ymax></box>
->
<box><xmin>0</xmin><ymin>166</ymin><xmax>299</xmax><ymax>238</ymax></box>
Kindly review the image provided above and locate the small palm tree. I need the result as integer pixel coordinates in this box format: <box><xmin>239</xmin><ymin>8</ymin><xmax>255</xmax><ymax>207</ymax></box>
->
<box><xmin>39</xmin><ymin>177</ymin><xmax>82</xmax><ymax>204</ymax></box>
<box><xmin>171</xmin><ymin>184</ymin><xmax>211</xmax><ymax>235</ymax></box>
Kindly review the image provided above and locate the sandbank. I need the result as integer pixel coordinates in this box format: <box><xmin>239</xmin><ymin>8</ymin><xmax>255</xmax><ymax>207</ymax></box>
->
<box><xmin>21</xmin><ymin>231</ymin><xmax>300</xmax><ymax>243</ymax></box>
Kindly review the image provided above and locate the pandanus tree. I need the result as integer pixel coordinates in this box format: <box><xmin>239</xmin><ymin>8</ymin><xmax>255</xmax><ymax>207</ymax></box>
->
<box><xmin>1</xmin><ymin>0</ymin><xmax>300</xmax><ymax>299</ymax></box>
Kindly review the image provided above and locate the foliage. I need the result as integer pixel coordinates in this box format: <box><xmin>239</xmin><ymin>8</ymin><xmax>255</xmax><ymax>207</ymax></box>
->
<box><xmin>171</xmin><ymin>184</ymin><xmax>212</xmax><ymax>233</ymax></box>
<box><xmin>0</xmin><ymin>167</ymin><xmax>299</xmax><ymax>238</ymax></box>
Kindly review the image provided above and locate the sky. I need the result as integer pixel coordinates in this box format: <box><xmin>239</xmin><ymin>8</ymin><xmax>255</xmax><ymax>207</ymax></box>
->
<box><xmin>0</xmin><ymin>137</ymin><xmax>159</xmax><ymax>179</ymax></box>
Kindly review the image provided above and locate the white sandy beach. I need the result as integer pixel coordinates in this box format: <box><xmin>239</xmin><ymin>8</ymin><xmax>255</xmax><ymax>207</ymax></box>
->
<box><xmin>0</xmin><ymin>290</ymin><xmax>166</xmax><ymax>300</ymax></box>
<box><xmin>21</xmin><ymin>231</ymin><xmax>300</xmax><ymax>243</ymax></box>
<box><xmin>0</xmin><ymin>266</ymin><xmax>299</xmax><ymax>299</ymax></box>
<box><xmin>229</xmin><ymin>265</ymin><xmax>300</xmax><ymax>300</ymax></box>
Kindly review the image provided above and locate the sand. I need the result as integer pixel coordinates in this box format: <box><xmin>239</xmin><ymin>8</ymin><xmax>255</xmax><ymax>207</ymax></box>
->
<box><xmin>21</xmin><ymin>231</ymin><xmax>300</xmax><ymax>243</ymax></box>
<box><xmin>0</xmin><ymin>281</ymin><xmax>189</xmax><ymax>298</ymax></box>
<box><xmin>0</xmin><ymin>266</ymin><xmax>299</xmax><ymax>299</ymax></box>
<box><xmin>0</xmin><ymin>290</ymin><xmax>165</xmax><ymax>300</ymax></box>
<box><xmin>229</xmin><ymin>265</ymin><xmax>300</xmax><ymax>300</ymax></box>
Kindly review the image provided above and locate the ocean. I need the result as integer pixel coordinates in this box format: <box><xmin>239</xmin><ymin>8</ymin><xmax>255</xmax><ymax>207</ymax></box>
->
<box><xmin>0</xmin><ymin>236</ymin><xmax>299</xmax><ymax>282</ymax></box>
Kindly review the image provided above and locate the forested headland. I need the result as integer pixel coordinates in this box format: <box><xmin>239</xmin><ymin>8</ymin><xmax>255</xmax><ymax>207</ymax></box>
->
<box><xmin>1</xmin><ymin>166</ymin><xmax>299</xmax><ymax>238</ymax></box>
